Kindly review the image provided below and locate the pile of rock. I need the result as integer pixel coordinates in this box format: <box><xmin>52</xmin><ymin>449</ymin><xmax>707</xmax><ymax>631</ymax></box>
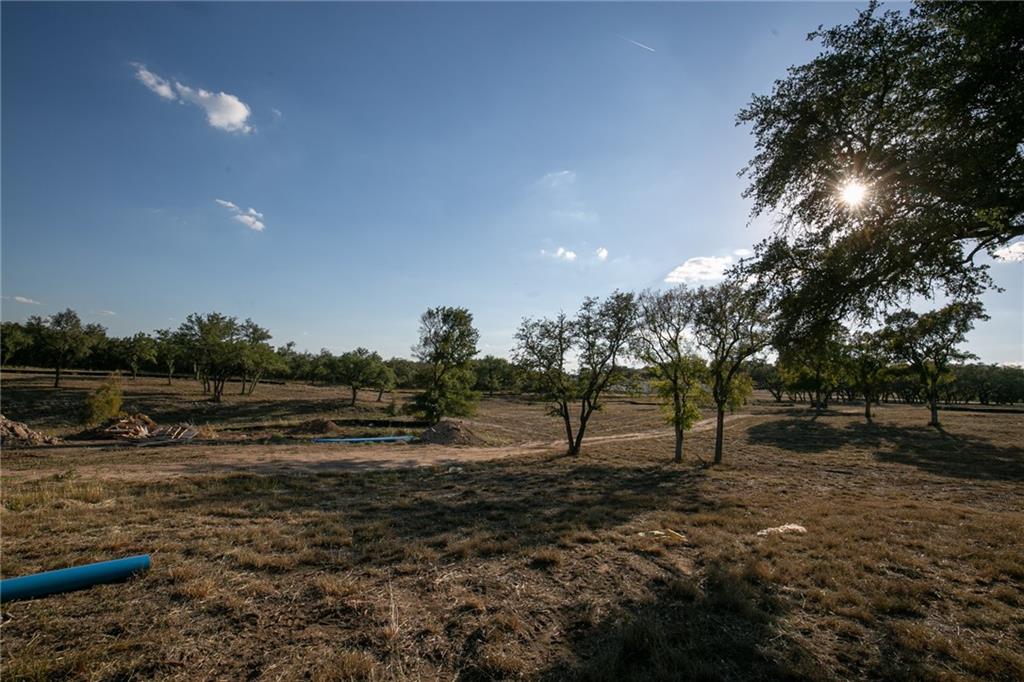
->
<box><xmin>0</xmin><ymin>414</ymin><xmax>60</xmax><ymax>446</ymax></box>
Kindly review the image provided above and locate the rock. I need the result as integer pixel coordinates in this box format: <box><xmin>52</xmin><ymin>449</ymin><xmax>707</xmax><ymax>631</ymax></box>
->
<box><xmin>0</xmin><ymin>414</ymin><xmax>60</xmax><ymax>446</ymax></box>
<box><xmin>756</xmin><ymin>523</ymin><xmax>807</xmax><ymax>537</ymax></box>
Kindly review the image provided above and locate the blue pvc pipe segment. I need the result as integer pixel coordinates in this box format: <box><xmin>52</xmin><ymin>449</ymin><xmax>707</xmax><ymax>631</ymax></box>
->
<box><xmin>0</xmin><ymin>554</ymin><xmax>151</xmax><ymax>602</ymax></box>
<box><xmin>310</xmin><ymin>435</ymin><xmax>416</xmax><ymax>444</ymax></box>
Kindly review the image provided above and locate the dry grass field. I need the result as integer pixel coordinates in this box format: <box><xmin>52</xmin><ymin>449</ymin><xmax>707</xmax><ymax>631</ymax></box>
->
<box><xmin>2</xmin><ymin>374</ymin><xmax>1023</xmax><ymax>680</ymax></box>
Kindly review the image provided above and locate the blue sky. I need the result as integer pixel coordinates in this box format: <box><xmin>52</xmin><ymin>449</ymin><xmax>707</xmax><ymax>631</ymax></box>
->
<box><xmin>2</xmin><ymin>2</ymin><xmax>1021</xmax><ymax>362</ymax></box>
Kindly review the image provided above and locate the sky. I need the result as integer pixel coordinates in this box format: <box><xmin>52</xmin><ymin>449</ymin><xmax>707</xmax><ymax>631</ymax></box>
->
<box><xmin>2</xmin><ymin>2</ymin><xmax>1021</xmax><ymax>363</ymax></box>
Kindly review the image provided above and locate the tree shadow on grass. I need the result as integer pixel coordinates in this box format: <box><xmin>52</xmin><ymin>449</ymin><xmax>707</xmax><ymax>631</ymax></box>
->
<box><xmin>747</xmin><ymin>417</ymin><xmax>1024</xmax><ymax>482</ymax></box>
<box><xmin>140</xmin><ymin>456</ymin><xmax>713</xmax><ymax>567</ymax></box>
<box><xmin>537</xmin><ymin>561</ymin><xmax>823</xmax><ymax>682</ymax></box>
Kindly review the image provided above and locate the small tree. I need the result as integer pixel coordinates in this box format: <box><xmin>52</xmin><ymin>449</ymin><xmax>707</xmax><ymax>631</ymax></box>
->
<box><xmin>692</xmin><ymin>281</ymin><xmax>769</xmax><ymax>464</ymax></box>
<box><xmin>410</xmin><ymin>307</ymin><xmax>480</xmax><ymax>423</ymax></box>
<box><xmin>372</xmin><ymin>363</ymin><xmax>397</xmax><ymax>402</ymax></box>
<box><xmin>846</xmin><ymin>330</ymin><xmax>890</xmax><ymax>423</ymax></box>
<box><xmin>154</xmin><ymin>329</ymin><xmax>184</xmax><ymax>385</ymax></box>
<box><xmin>177</xmin><ymin>312</ymin><xmax>242</xmax><ymax>402</ymax></box>
<box><xmin>83</xmin><ymin>373</ymin><xmax>124</xmax><ymax>425</ymax></box>
<box><xmin>474</xmin><ymin>355</ymin><xmax>520</xmax><ymax>395</ymax></box>
<box><xmin>25</xmin><ymin>309</ymin><xmax>106</xmax><ymax>387</ymax></box>
<box><xmin>1</xmin><ymin>321</ymin><xmax>31</xmax><ymax>366</ymax></box>
<box><xmin>122</xmin><ymin>332</ymin><xmax>157</xmax><ymax>380</ymax></box>
<box><xmin>882</xmin><ymin>301</ymin><xmax>986</xmax><ymax>427</ymax></box>
<box><xmin>335</xmin><ymin>347</ymin><xmax>386</xmax><ymax>406</ymax></box>
<box><xmin>746</xmin><ymin>359</ymin><xmax>785</xmax><ymax>402</ymax></box>
<box><xmin>514</xmin><ymin>291</ymin><xmax>637</xmax><ymax>456</ymax></box>
<box><xmin>633</xmin><ymin>287</ymin><xmax>708</xmax><ymax>463</ymax></box>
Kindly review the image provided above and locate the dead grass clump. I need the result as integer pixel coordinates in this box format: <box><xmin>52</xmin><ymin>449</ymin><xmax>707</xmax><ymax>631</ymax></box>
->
<box><xmin>447</xmin><ymin>531</ymin><xmax>515</xmax><ymax>559</ymax></box>
<box><xmin>469</xmin><ymin>644</ymin><xmax>526</xmax><ymax>679</ymax></box>
<box><xmin>529</xmin><ymin>548</ymin><xmax>562</xmax><ymax>569</ymax></box>
<box><xmin>3</xmin><ymin>480</ymin><xmax>107</xmax><ymax>511</ymax></box>
<box><xmin>230</xmin><ymin>548</ymin><xmax>297</xmax><ymax>572</ymax></box>
<box><xmin>311</xmin><ymin>573</ymin><xmax>359</xmax><ymax>599</ymax></box>
<box><xmin>170</xmin><ymin>576</ymin><xmax>217</xmax><ymax>601</ymax></box>
<box><xmin>309</xmin><ymin>649</ymin><xmax>381</xmax><ymax>682</ymax></box>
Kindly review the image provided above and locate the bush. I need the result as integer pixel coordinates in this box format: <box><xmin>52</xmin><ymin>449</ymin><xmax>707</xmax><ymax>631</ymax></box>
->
<box><xmin>83</xmin><ymin>374</ymin><xmax>123</xmax><ymax>425</ymax></box>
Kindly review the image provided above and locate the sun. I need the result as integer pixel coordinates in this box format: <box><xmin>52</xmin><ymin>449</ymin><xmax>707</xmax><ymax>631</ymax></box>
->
<box><xmin>840</xmin><ymin>180</ymin><xmax>868</xmax><ymax>208</ymax></box>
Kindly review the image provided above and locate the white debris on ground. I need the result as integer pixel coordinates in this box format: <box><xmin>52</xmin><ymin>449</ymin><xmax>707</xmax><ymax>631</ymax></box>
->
<box><xmin>757</xmin><ymin>523</ymin><xmax>807</xmax><ymax>537</ymax></box>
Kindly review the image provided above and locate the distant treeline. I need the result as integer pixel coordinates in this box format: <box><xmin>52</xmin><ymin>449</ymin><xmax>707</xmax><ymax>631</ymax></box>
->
<box><xmin>0</xmin><ymin>312</ymin><xmax>522</xmax><ymax>401</ymax></box>
<box><xmin>747</xmin><ymin>360</ymin><xmax>1024</xmax><ymax>408</ymax></box>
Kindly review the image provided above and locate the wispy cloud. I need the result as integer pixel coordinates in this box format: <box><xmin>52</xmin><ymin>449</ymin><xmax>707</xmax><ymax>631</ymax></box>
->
<box><xmin>215</xmin><ymin>199</ymin><xmax>266</xmax><ymax>231</ymax></box>
<box><xmin>551</xmin><ymin>209</ymin><xmax>599</xmax><ymax>224</ymax></box>
<box><xmin>733</xmin><ymin>248</ymin><xmax>753</xmax><ymax>258</ymax></box>
<box><xmin>595</xmin><ymin>247</ymin><xmax>609</xmax><ymax>262</ymax></box>
<box><xmin>626</xmin><ymin>38</ymin><xmax>656</xmax><ymax>53</ymax></box>
<box><xmin>538</xmin><ymin>170</ymin><xmax>576</xmax><ymax>189</ymax></box>
<box><xmin>665</xmin><ymin>255</ymin><xmax>733</xmax><ymax>283</ymax></box>
<box><xmin>541</xmin><ymin>246</ymin><xmax>578</xmax><ymax>262</ymax></box>
<box><xmin>133</xmin><ymin>63</ymin><xmax>175</xmax><ymax>100</ymax></box>
<box><xmin>2</xmin><ymin>295</ymin><xmax>42</xmax><ymax>305</ymax></box>
<box><xmin>132</xmin><ymin>63</ymin><xmax>254</xmax><ymax>134</ymax></box>
<box><xmin>95</xmin><ymin>309</ymin><xmax>117</xmax><ymax>316</ymax></box>
<box><xmin>993</xmin><ymin>242</ymin><xmax>1024</xmax><ymax>263</ymax></box>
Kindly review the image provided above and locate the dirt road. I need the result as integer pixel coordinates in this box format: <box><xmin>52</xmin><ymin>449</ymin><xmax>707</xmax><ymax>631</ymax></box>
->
<box><xmin>2</xmin><ymin>414</ymin><xmax>755</xmax><ymax>482</ymax></box>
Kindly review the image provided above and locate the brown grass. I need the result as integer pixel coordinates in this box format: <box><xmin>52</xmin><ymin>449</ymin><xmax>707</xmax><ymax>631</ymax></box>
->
<box><xmin>1</xmin><ymin>376</ymin><xmax>1023</xmax><ymax>680</ymax></box>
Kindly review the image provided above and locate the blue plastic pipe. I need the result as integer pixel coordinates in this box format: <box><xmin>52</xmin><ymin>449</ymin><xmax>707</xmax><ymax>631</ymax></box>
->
<box><xmin>0</xmin><ymin>554</ymin><xmax>151</xmax><ymax>602</ymax></box>
<box><xmin>311</xmin><ymin>435</ymin><xmax>416</xmax><ymax>444</ymax></box>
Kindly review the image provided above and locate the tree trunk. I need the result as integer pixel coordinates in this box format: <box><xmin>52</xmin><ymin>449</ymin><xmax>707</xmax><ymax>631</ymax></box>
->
<box><xmin>864</xmin><ymin>398</ymin><xmax>873</xmax><ymax>423</ymax></box>
<box><xmin>351</xmin><ymin>386</ymin><xmax>358</xmax><ymax>406</ymax></box>
<box><xmin>54</xmin><ymin>364</ymin><xmax>62</xmax><ymax>388</ymax></box>
<box><xmin>561</xmin><ymin>406</ymin><xmax>577</xmax><ymax>456</ymax></box>
<box><xmin>167</xmin><ymin>366</ymin><xmax>173</xmax><ymax>385</ymax></box>
<box><xmin>713</xmin><ymin>407</ymin><xmax>725</xmax><ymax>464</ymax></box>
<box><xmin>673</xmin><ymin>390</ymin><xmax>684</xmax><ymax>463</ymax></box>
<box><xmin>929</xmin><ymin>398</ymin><xmax>940</xmax><ymax>427</ymax></box>
<box><xmin>377</xmin><ymin>388</ymin><xmax>384</xmax><ymax>402</ymax></box>
<box><xmin>573</xmin><ymin>412</ymin><xmax>591</xmax><ymax>456</ymax></box>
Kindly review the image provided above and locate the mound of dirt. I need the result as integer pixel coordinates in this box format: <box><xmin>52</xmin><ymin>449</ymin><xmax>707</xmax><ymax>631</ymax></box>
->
<box><xmin>418</xmin><ymin>420</ymin><xmax>486</xmax><ymax>446</ymax></box>
<box><xmin>0</xmin><ymin>414</ymin><xmax>60</xmax><ymax>446</ymax></box>
<box><xmin>289</xmin><ymin>418</ymin><xmax>345</xmax><ymax>435</ymax></box>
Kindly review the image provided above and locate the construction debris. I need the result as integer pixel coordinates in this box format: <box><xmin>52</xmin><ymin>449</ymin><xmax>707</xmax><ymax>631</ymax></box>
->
<box><xmin>81</xmin><ymin>414</ymin><xmax>207</xmax><ymax>442</ymax></box>
<box><xmin>757</xmin><ymin>523</ymin><xmax>807</xmax><ymax>537</ymax></box>
<box><xmin>0</xmin><ymin>414</ymin><xmax>60</xmax><ymax>446</ymax></box>
<box><xmin>99</xmin><ymin>414</ymin><xmax>158</xmax><ymax>440</ymax></box>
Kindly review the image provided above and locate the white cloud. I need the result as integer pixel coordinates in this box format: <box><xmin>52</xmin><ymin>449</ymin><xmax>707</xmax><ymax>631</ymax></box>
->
<box><xmin>132</xmin><ymin>63</ymin><xmax>253</xmax><ymax>134</ymax></box>
<box><xmin>993</xmin><ymin>242</ymin><xmax>1024</xmax><ymax>262</ymax></box>
<box><xmin>96</xmin><ymin>310</ymin><xmax>117</xmax><ymax>316</ymax></box>
<box><xmin>216</xmin><ymin>199</ymin><xmax>266</xmax><ymax>231</ymax></box>
<box><xmin>733</xmin><ymin>248</ymin><xmax>753</xmax><ymax>258</ymax></box>
<box><xmin>541</xmin><ymin>246</ymin><xmax>578</xmax><ymax>262</ymax></box>
<box><xmin>133</xmin><ymin>63</ymin><xmax>176</xmax><ymax>100</ymax></box>
<box><xmin>233</xmin><ymin>214</ymin><xmax>266</xmax><ymax>232</ymax></box>
<box><xmin>665</xmin><ymin>255</ymin><xmax>733</xmax><ymax>283</ymax></box>
<box><xmin>595</xmin><ymin>247</ymin><xmax>609</xmax><ymax>261</ymax></box>
<box><xmin>3</xmin><ymin>295</ymin><xmax>42</xmax><ymax>305</ymax></box>
<box><xmin>539</xmin><ymin>170</ymin><xmax>576</xmax><ymax>188</ymax></box>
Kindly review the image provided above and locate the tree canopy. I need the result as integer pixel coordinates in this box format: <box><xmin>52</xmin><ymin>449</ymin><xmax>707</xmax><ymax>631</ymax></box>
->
<box><xmin>738</xmin><ymin>2</ymin><xmax>1023</xmax><ymax>342</ymax></box>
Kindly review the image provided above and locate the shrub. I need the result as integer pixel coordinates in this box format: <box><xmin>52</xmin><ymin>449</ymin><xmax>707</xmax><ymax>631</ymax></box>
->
<box><xmin>83</xmin><ymin>374</ymin><xmax>123</xmax><ymax>425</ymax></box>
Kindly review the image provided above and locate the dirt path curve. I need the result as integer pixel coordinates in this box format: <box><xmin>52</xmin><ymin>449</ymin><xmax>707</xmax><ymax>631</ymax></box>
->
<box><xmin>4</xmin><ymin>414</ymin><xmax>756</xmax><ymax>482</ymax></box>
